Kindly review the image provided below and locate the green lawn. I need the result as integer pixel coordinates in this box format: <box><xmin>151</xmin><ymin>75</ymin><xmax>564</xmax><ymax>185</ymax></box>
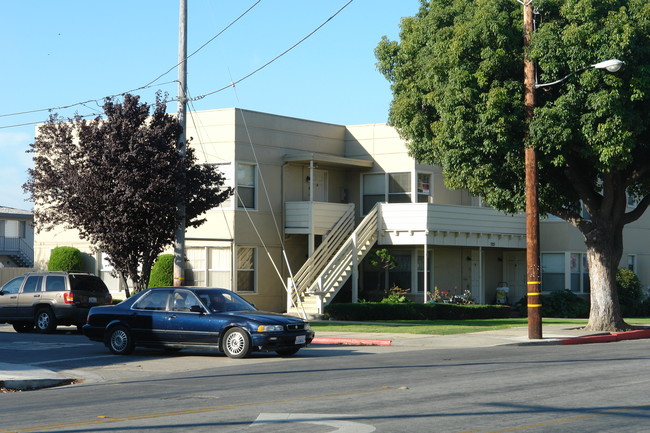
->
<box><xmin>310</xmin><ymin>318</ymin><xmax>650</xmax><ymax>335</ymax></box>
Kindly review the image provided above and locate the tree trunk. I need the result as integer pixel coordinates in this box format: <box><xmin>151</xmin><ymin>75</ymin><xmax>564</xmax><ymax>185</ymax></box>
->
<box><xmin>583</xmin><ymin>224</ymin><xmax>629</xmax><ymax>332</ymax></box>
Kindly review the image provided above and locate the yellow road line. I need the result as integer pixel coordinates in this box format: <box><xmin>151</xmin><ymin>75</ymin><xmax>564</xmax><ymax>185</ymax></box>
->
<box><xmin>1</xmin><ymin>386</ymin><xmax>398</xmax><ymax>433</ymax></box>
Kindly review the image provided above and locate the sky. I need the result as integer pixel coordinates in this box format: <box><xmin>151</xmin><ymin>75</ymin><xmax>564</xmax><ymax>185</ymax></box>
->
<box><xmin>0</xmin><ymin>0</ymin><xmax>421</xmax><ymax>211</ymax></box>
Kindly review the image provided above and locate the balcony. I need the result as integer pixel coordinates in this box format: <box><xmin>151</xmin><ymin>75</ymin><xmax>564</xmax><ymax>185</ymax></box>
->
<box><xmin>284</xmin><ymin>202</ymin><xmax>354</xmax><ymax>235</ymax></box>
<box><xmin>378</xmin><ymin>203</ymin><xmax>526</xmax><ymax>248</ymax></box>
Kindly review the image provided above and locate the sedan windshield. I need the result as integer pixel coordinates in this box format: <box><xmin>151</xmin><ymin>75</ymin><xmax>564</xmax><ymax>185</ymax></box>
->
<box><xmin>194</xmin><ymin>290</ymin><xmax>256</xmax><ymax>313</ymax></box>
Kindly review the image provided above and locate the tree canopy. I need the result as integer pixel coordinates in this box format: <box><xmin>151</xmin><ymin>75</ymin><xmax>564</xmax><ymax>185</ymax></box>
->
<box><xmin>376</xmin><ymin>0</ymin><xmax>650</xmax><ymax>331</ymax></box>
<box><xmin>25</xmin><ymin>93</ymin><xmax>232</xmax><ymax>295</ymax></box>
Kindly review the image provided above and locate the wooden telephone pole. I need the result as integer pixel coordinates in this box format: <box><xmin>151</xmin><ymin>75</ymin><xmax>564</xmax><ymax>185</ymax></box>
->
<box><xmin>173</xmin><ymin>0</ymin><xmax>188</xmax><ymax>287</ymax></box>
<box><xmin>523</xmin><ymin>0</ymin><xmax>542</xmax><ymax>339</ymax></box>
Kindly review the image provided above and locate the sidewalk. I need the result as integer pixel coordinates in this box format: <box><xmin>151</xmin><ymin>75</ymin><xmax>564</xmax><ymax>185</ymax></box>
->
<box><xmin>3</xmin><ymin>324</ymin><xmax>650</xmax><ymax>392</ymax></box>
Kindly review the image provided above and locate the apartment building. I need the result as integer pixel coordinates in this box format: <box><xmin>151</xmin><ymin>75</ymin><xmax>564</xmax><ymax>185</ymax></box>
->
<box><xmin>33</xmin><ymin>109</ymin><xmax>650</xmax><ymax>314</ymax></box>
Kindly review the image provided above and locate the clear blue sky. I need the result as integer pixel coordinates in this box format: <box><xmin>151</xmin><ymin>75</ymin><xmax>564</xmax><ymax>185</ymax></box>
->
<box><xmin>0</xmin><ymin>0</ymin><xmax>420</xmax><ymax>210</ymax></box>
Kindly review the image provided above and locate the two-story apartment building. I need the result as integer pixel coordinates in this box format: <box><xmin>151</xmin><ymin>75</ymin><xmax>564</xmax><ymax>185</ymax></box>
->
<box><xmin>33</xmin><ymin>109</ymin><xmax>650</xmax><ymax>315</ymax></box>
<box><xmin>0</xmin><ymin>206</ymin><xmax>34</xmax><ymax>269</ymax></box>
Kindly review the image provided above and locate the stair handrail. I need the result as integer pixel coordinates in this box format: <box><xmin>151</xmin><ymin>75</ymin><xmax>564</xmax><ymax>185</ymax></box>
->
<box><xmin>308</xmin><ymin>204</ymin><xmax>379</xmax><ymax>296</ymax></box>
<box><xmin>290</xmin><ymin>205</ymin><xmax>355</xmax><ymax>300</ymax></box>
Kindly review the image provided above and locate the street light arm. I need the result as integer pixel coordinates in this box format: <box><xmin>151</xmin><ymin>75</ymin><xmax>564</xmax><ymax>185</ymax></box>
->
<box><xmin>534</xmin><ymin>59</ymin><xmax>623</xmax><ymax>89</ymax></box>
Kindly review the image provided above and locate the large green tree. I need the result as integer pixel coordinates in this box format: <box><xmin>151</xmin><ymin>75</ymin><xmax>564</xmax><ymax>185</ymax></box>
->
<box><xmin>376</xmin><ymin>0</ymin><xmax>650</xmax><ymax>331</ymax></box>
<box><xmin>25</xmin><ymin>93</ymin><xmax>232</xmax><ymax>296</ymax></box>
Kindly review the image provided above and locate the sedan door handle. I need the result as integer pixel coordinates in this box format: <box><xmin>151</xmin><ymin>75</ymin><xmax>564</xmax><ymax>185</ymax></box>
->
<box><xmin>168</xmin><ymin>314</ymin><xmax>177</xmax><ymax>320</ymax></box>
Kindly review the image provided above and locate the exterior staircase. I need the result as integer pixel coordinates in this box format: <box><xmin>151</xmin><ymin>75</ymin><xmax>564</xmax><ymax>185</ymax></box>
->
<box><xmin>0</xmin><ymin>237</ymin><xmax>34</xmax><ymax>268</ymax></box>
<box><xmin>288</xmin><ymin>205</ymin><xmax>379</xmax><ymax>318</ymax></box>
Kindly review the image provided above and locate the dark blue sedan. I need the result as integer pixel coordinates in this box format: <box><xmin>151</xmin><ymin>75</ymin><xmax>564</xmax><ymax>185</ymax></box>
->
<box><xmin>82</xmin><ymin>287</ymin><xmax>314</xmax><ymax>358</ymax></box>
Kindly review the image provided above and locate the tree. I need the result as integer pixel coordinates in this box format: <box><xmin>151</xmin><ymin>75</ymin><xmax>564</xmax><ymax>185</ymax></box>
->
<box><xmin>376</xmin><ymin>0</ymin><xmax>650</xmax><ymax>331</ymax></box>
<box><xmin>25</xmin><ymin>93</ymin><xmax>232</xmax><ymax>296</ymax></box>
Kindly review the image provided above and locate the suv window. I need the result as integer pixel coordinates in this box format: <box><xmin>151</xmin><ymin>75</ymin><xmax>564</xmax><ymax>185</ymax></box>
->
<box><xmin>1</xmin><ymin>277</ymin><xmax>24</xmax><ymax>294</ymax></box>
<box><xmin>22</xmin><ymin>276</ymin><xmax>43</xmax><ymax>293</ymax></box>
<box><xmin>69</xmin><ymin>274</ymin><xmax>109</xmax><ymax>294</ymax></box>
<box><xmin>45</xmin><ymin>276</ymin><xmax>66</xmax><ymax>292</ymax></box>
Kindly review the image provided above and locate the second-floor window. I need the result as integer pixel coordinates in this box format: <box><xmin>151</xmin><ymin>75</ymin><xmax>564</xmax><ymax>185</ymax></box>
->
<box><xmin>362</xmin><ymin>172</ymin><xmax>414</xmax><ymax>214</ymax></box>
<box><xmin>237</xmin><ymin>163</ymin><xmax>256</xmax><ymax>209</ymax></box>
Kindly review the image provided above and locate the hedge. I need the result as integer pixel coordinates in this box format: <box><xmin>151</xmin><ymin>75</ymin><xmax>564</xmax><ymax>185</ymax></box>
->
<box><xmin>48</xmin><ymin>246</ymin><xmax>82</xmax><ymax>272</ymax></box>
<box><xmin>324</xmin><ymin>302</ymin><xmax>511</xmax><ymax>321</ymax></box>
<box><xmin>148</xmin><ymin>254</ymin><xmax>174</xmax><ymax>288</ymax></box>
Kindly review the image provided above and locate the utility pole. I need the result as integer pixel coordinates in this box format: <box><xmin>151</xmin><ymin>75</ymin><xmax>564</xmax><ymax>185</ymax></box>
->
<box><xmin>523</xmin><ymin>0</ymin><xmax>542</xmax><ymax>339</ymax></box>
<box><xmin>173</xmin><ymin>0</ymin><xmax>188</xmax><ymax>287</ymax></box>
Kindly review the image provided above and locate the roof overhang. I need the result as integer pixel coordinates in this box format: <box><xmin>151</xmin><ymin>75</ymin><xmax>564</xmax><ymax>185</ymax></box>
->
<box><xmin>283</xmin><ymin>152</ymin><xmax>373</xmax><ymax>169</ymax></box>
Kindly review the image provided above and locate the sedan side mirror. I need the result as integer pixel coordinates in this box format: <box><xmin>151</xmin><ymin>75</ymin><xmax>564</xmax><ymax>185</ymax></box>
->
<box><xmin>190</xmin><ymin>305</ymin><xmax>205</xmax><ymax>314</ymax></box>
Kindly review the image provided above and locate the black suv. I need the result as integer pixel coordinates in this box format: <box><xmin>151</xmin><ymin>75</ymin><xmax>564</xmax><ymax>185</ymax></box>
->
<box><xmin>0</xmin><ymin>271</ymin><xmax>112</xmax><ymax>333</ymax></box>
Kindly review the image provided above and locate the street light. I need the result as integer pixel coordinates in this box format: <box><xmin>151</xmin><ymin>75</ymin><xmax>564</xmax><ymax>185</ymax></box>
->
<box><xmin>522</xmin><ymin>1</ymin><xmax>622</xmax><ymax>339</ymax></box>
<box><xmin>535</xmin><ymin>59</ymin><xmax>624</xmax><ymax>88</ymax></box>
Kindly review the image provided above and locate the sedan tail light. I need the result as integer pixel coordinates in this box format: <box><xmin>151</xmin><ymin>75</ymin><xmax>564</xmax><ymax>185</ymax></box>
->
<box><xmin>64</xmin><ymin>292</ymin><xmax>74</xmax><ymax>304</ymax></box>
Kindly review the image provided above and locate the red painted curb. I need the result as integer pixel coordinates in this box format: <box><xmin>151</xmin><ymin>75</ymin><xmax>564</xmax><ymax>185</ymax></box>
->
<box><xmin>562</xmin><ymin>329</ymin><xmax>650</xmax><ymax>345</ymax></box>
<box><xmin>612</xmin><ymin>329</ymin><xmax>650</xmax><ymax>340</ymax></box>
<box><xmin>311</xmin><ymin>337</ymin><xmax>392</xmax><ymax>346</ymax></box>
<box><xmin>561</xmin><ymin>334</ymin><xmax>618</xmax><ymax>345</ymax></box>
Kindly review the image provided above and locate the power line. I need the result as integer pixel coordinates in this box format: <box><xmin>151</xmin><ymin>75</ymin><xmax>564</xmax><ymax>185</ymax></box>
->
<box><xmin>0</xmin><ymin>0</ymin><xmax>355</xmax><ymax>130</ymax></box>
<box><xmin>0</xmin><ymin>1</ymin><xmax>263</xmax><ymax>122</ymax></box>
<box><xmin>191</xmin><ymin>0</ymin><xmax>355</xmax><ymax>102</ymax></box>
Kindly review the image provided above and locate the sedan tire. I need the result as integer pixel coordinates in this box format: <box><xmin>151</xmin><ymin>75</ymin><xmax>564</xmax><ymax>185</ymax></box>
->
<box><xmin>107</xmin><ymin>325</ymin><xmax>135</xmax><ymax>355</ymax></box>
<box><xmin>222</xmin><ymin>327</ymin><xmax>251</xmax><ymax>359</ymax></box>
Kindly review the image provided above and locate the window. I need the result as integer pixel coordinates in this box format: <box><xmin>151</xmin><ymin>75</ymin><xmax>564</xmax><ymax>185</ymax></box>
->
<box><xmin>362</xmin><ymin>172</ymin><xmax>414</xmax><ymax>214</ymax></box>
<box><xmin>541</xmin><ymin>253</ymin><xmax>565</xmax><ymax>291</ymax></box>
<box><xmin>417</xmin><ymin>173</ymin><xmax>431</xmax><ymax>203</ymax></box>
<box><xmin>213</xmin><ymin>163</ymin><xmax>233</xmax><ymax>208</ymax></box>
<box><xmin>388</xmin><ymin>254</ymin><xmax>411</xmax><ymax>293</ymax></box>
<box><xmin>628</xmin><ymin>255</ymin><xmax>636</xmax><ymax>272</ymax></box>
<box><xmin>45</xmin><ymin>276</ymin><xmax>66</xmax><ymax>292</ymax></box>
<box><xmin>185</xmin><ymin>248</ymin><xmax>206</xmax><ymax>287</ymax></box>
<box><xmin>22</xmin><ymin>276</ymin><xmax>42</xmax><ymax>293</ymax></box>
<box><xmin>236</xmin><ymin>247</ymin><xmax>255</xmax><ymax>293</ymax></box>
<box><xmin>185</xmin><ymin>246</ymin><xmax>232</xmax><ymax>288</ymax></box>
<box><xmin>388</xmin><ymin>173</ymin><xmax>411</xmax><ymax>203</ymax></box>
<box><xmin>362</xmin><ymin>173</ymin><xmax>385</xmax><ymax>214</ymax></box>
<box><xmin>209</xmin><ymin>247</ymin><xmax>232</xmax><ymax>289</ymax></box>
<box><xmin>1</xmin><ymin>277</ymin><xmax>23</xmax><ymax>294</ymax></box>
<box><xmin>237</xmin><ymin>163</ymin><xmax>256</xmax><ymax>209</ymax></box>
<box><xmin>134</xmin><ymin>290</ymin><xmax>171</xmax><ymax>311</ymax></box>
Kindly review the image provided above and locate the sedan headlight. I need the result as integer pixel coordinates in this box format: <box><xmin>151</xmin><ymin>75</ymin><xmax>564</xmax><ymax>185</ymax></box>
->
<box><xmin>257</xmin><ymin>325</ymin><xmax>284</xmax><ymax>332</ymax></box>
<box><xmin>303</xmin><ymin>322</ymin><xmax>311</xmax><ymax>331</ymax></box>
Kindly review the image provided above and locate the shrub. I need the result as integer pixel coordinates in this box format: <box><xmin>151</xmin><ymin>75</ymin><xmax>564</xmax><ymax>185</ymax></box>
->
<box><xmin>380</xmin><ymin>285</ymin><xmax>412</xmax><ymax>304</ymax></box>
<box><xmin>324</xmin><ymin>302</ymin><xmax>511</xmax><ymax>321</ymax></box>
<box><xmin>48</xmin><ymin>246</ymin><xmax>82</xmax><ymax>271</ymax></box>
<box><xmin>148</xmin><ymin>254</ymin><xmax>174</xmax><ymax>288</ymax></box>
<box><xmin>616</xmin><ymin>268</ymin><xmax>644</xmax><ymax>316</ymax></box>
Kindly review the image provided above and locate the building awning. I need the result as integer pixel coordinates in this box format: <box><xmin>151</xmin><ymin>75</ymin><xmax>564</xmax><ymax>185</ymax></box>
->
<box><xmin>283</xmin><ymin>152</ymin><xmax>373</xmax><ymax>169</ymax></box>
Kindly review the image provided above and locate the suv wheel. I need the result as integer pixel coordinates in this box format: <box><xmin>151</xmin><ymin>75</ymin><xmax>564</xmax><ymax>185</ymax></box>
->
<box><xmin>35</xmin><ymin>308</ymin><xmax>57</xmax><ymax>333</ymax></box>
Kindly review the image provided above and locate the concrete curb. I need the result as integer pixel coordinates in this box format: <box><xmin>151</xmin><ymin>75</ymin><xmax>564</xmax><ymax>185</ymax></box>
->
<box><xmin>560</xmin><ymin>329</ymin><xmax>650</xmax><ymax>345</ymax></box>
<box><xmin>312</xmin><ymin>337</ymin><xmax>392</xmax><ymax>346</ymax></box>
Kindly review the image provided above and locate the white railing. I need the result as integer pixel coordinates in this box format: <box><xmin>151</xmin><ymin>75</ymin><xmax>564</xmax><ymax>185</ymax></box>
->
<box><xmin>288</xmin><ymin>205</ymin><xmax>355</xmax><ymax>310</ymax></box>
<box><xmin>298</xmin><ymin>205</ymin><xmax>379</xmax><ymax>313</ymax></box>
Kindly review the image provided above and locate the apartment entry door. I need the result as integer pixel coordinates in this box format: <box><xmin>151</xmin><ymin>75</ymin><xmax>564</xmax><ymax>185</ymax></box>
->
<box><xmin>310</xmin><ymin>169</ymin><xmax>328</xmax><ymax>202</ymax></box>
<box><xmin>503</xmin><ymin>251</ymin><xmax>526</xmax><ymax>303</ymax></box>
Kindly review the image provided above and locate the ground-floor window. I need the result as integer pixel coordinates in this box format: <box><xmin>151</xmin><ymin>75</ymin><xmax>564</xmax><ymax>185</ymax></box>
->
<box><xmin>185</xmin><ymin>246</ymin><xmax>232</xmax><ymax>289</ymax></box>
<box><xmin>236</xmin><ymin>247</ymin><xmax>256</xmax><ymax>293</ymax></box>
<box><xmin>542</xmin><ymin>252</ymin><xmax>589</xmax><ymax>293</ymax></box>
